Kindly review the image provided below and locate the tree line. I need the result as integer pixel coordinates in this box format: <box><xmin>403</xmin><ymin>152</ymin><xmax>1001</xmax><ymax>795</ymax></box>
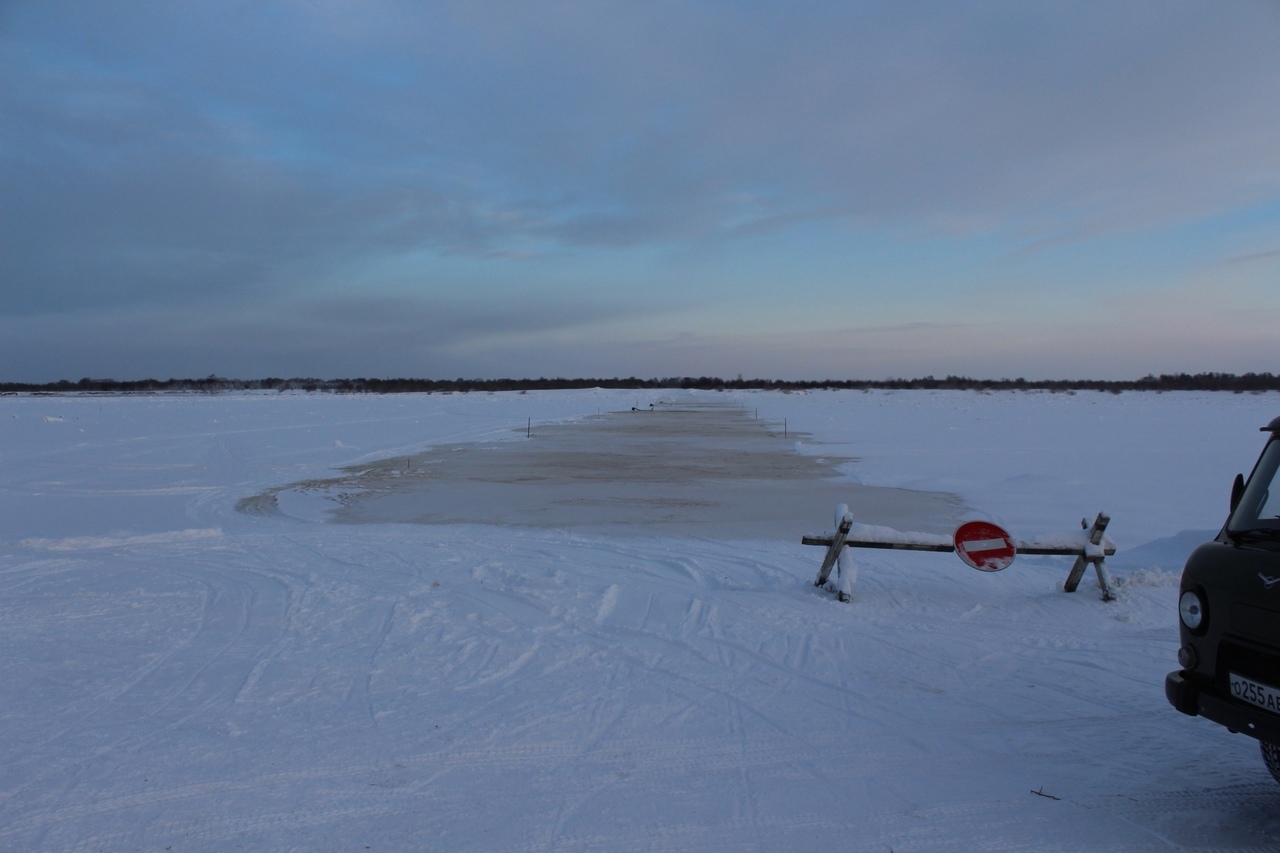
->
<box><xmin>3</xmin><ymin>372</ymin><xmax>1280</xmax><ymax>395</ymax></box>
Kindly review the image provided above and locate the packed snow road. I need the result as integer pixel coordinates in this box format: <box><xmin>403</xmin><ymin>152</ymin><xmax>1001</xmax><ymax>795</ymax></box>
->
<box><xmin>2</xmin><ymin>389</ymin><xmax>1279</xmax><ymax>850</ymax></box>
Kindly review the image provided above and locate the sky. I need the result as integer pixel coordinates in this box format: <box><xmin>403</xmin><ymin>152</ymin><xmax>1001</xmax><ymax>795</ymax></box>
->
<box><xmin>3</xmin><ymin>1</ymin><xmax>1279</xmax><ymax>383</ymax></box>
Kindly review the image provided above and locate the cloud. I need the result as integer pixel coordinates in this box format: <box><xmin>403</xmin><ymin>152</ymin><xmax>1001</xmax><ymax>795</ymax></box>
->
<box><xmin>1221</xmin><ymin>247</ymin><xmax>1280</xmax><ymax>269</ymax></box>
<box><xmin>3</xmin><ymin>0</ymin><xmax>1279</xmax><ymax>380</ymax></box>
<box><xmin>0</xmin><ymin>288</ymin><xmax>657</xmax><ymax>382</ymax></box>
<box><xmin>10</xmin><ymin>1</ymin><xmax>1278</xmax><ymax>263</ymax></box>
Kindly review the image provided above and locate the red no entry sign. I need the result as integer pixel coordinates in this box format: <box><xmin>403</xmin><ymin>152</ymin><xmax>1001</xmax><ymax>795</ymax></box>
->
<box><xmin>954</xmin><ymin>521</ymin><xmax>1016</xmax><ymax>572</ymax></box>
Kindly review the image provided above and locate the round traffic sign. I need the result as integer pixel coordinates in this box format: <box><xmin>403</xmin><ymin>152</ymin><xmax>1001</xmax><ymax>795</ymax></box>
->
<box><xmin>954</xmin><ymin>521</ymin><xmax>1016</xmax><ymax>572</ymax></box>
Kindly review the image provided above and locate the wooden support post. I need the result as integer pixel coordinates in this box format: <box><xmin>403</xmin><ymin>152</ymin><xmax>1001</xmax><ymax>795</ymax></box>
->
<box><xmin>1063</xmin><ymin>512</ymin><xmax>1114</xmax><ymax>601</ymax></box>
<box><xmin>814</xmin><ymin>504</ymin><xmax>853</xmax><ymax>593</ymax></box>
<box><xmin>1093</xmin><ymin>555</ymin><xmax>1116</xmax><ymax>602</ymax></box>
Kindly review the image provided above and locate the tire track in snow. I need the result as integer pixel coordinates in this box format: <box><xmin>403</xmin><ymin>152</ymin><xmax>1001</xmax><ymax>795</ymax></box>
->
<box><xmin>0</xmin><ymin>535</ymin><xmax>301</xmax><ymax>830</ymax></box>
<box><xmin>1090</xmin><ymin>782</ymin><xmax>1280</xmax><ymax>851</ymax></box>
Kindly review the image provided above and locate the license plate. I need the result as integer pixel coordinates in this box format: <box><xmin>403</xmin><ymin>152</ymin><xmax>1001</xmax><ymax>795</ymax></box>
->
<box><xmin>1230</xmin><ymin>672</ymin><xmax>1280</xmax><ymax>715</ymax></box>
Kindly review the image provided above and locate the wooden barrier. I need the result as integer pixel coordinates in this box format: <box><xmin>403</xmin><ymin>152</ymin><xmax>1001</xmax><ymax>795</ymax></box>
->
<box><xmin>803</xmin><ymin>506</ymin><xmax>1116</xmax><ymax>602</ymax></box>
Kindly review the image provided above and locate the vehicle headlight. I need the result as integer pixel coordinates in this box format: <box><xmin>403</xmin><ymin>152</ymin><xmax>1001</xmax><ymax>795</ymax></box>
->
<box><xmin>1179</xmin><ymin>589</ymin><xmax>1206</xmax><ymax>632</ymax></box>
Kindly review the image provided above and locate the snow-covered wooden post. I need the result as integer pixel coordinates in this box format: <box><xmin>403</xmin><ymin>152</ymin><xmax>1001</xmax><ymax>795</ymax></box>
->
<box><xmin>814</xmin><ymin>503</ymin><xmax>854</xmax><ymax>601</ymax></box>
<box><xmin>1062</xmin><ymin>512</ymin><xmax>1114</xmax><ymax>601</ymax></box>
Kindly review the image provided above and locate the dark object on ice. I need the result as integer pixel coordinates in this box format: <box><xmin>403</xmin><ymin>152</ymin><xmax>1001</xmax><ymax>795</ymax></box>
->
<box><xmin>1166</xmin><ymin>415</ymin><xmax>1280</xmax><ymax>785</ymax></box>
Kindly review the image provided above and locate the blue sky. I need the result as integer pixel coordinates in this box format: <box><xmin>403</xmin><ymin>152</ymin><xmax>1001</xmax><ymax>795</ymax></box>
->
<box><xmin>3</xmin><ymin>1</ymin><xmax>1279</xmax><ymax>382</ymax></box>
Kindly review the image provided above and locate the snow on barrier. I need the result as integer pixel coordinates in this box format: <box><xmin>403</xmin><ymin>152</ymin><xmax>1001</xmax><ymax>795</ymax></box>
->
<box><xmin>802</xmin><ymin>504</ymin><xmax>1117</xmax><ymax>602</ymax></box>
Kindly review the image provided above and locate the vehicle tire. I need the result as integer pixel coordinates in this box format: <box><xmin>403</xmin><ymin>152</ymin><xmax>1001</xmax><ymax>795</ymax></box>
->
<box><xmin>1260</xmin><ymin>741</ymin><xmax>1280</xmax><ymax>785</ymax></box>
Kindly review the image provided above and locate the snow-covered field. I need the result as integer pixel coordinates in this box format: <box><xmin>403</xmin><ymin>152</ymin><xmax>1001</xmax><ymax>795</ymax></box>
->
<box><xmin>3</xmin><ymin>388</ymin><xmax>1279</xmax><ymax>851</ymax></box>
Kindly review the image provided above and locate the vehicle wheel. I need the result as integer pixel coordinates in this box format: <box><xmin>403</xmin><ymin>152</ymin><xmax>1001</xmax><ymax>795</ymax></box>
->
<box><xmin>1260</xmin><ymin>741</ymin><xmax>1280</xmax><ymax>785</ymax></box>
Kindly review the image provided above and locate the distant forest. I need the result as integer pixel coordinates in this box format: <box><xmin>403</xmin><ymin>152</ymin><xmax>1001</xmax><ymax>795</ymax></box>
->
<box><xmin>3</xmin><ymin>372</ymin><xmax>1280</xmax><ymax>394</ymax></box>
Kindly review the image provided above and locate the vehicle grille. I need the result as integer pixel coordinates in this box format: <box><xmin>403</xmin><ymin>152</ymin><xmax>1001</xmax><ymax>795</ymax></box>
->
<box><xmin>1218</xmin><ymin>639</ymin><xmax>1280</xmax><ymax>690</ymax></box>
<box><xmin>1232</xmin><ymin>603</ymin><xmax>1280</xmax><ymax>647</ymax></box>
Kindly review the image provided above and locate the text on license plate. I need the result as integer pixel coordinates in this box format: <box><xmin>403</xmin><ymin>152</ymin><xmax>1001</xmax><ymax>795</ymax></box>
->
<box><xmin>1230</xmin><ymin>673</ymin><xmax>1280</xmax><ymax>715</ymax></box>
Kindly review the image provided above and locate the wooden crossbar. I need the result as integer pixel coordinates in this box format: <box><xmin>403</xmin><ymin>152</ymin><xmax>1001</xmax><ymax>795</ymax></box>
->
<box><xmin>1063</xmin><ymin>512</ymin><xmax>1115</xmax><ymax>601</ymax></box>
<box><xmin>800</xmin><ymin>534</ymin><xmax>1116</xmax><ymax>557</ymax></box>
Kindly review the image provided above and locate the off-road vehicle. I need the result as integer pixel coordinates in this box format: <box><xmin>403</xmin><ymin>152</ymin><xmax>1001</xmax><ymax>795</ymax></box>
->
<box><xmin>1166</xmin><ymin>415</ymin><xmax>1280</xmax><ymax>783</ymax></box>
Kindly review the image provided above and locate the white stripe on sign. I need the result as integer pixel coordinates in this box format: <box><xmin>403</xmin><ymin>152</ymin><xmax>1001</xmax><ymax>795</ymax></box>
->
<box><xmin>960</xmin><ymin>538</ymin><xmax>1009</xmax><ymax>552</ymax></box>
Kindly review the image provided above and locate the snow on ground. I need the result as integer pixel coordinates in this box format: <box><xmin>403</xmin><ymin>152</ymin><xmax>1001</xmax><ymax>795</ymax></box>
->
<box><xmin>2</xmin><ymin>388</ymin><xmax>1279</xmax><ymax>851</ymax></box>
